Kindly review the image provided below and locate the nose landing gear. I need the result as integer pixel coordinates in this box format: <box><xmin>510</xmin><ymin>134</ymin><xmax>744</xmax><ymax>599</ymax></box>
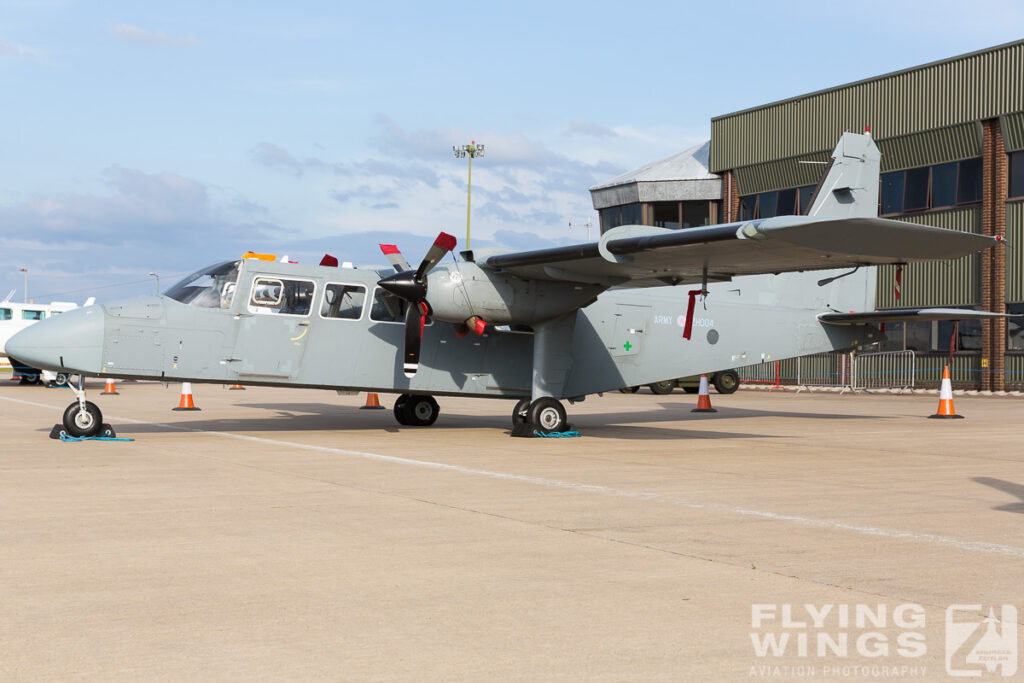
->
<box><xmin>49</xmin><ymin>376</ymin><xmax>117</xmax><ymax>440</ymax></box>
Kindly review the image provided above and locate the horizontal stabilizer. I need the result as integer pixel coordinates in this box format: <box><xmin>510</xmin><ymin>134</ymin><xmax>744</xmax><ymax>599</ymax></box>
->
<box><xmin>818</xmin><ymin>308</ymin><xmax>1017</xmax><ymax>325</ymax></box>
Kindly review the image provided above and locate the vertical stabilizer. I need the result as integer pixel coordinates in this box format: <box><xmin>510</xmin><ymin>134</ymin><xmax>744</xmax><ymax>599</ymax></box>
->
<box><xmin>807</xmin><ymin>132</ymin><xmax>880</xmax><ymax>219</ymax></box>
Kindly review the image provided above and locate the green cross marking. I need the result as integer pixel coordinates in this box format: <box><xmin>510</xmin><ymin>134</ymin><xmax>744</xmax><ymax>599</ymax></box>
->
<box><xmin>623</xmin><ymin>341</ymin><xmax>632</xmax><ymax>351</ymax></box>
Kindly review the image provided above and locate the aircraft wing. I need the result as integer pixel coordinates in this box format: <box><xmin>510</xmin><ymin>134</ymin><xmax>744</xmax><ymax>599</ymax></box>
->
<box><xmin>818</xmin><ymin>308</ymin><xmax>1016</xmax><ymax>325</ymax></box>
<box><xmin>478</xmin><ymin>216</ymin><xmax>1001</xmax><ymax>287</ymax></box>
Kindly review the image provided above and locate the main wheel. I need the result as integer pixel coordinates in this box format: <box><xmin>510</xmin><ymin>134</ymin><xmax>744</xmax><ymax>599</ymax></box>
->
<box><xmin>62</xmin><ymin>401</ymin><xmax>103</xmax><ymax>438</ymax></box>
<box><xmin>528</xmin><ymin>397</ymin><xmax>567</xmax><ymax>433</ymax></box>
<box><xmin>648</xmin><ymin>380</ymin><xmax>676</xmax><ymax>395</ymax></box>
<box><xmin>402</xmin><ymin>395</ymin><xmax>439</xmax><ymax>426</ymax></box>
<box><xmin>617</xmin><ymin>386</ymin><xmax>640</xmax><ymax>394</ymax></box>
<box><xmin>713</xmin><ymin>370</ymin><xmax>740</xmax><ymax>395</ymax></box>
<box><xmin>393</xmin><ymin>394</ymin><xmax>412</xmax><ymax>425</ymax></box>
<box><xmin>512</xmin><ymin>398</ymin><xmax>530</xmax><ymax>425</ymax></box>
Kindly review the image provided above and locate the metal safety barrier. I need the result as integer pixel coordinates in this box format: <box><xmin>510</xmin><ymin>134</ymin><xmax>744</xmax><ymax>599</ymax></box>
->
<box><xmin>851</xmin><ymin>350</ymin><xmax>916</xmax><ymax>392</ymax></box>
<box><xmin>738</xmin><ymin>350</ymin><xmax>915</xmax><ymax>392</ymax></box>
<box><xmin>795</xmin><ymin>352</ymin><xmax>853</xmax><ymax>391</ymax></box>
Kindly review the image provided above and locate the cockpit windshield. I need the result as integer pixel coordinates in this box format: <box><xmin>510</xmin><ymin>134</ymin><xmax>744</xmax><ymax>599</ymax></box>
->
<box><xmin>165</xmin><ymin>261</ymin><xmax>241</xmax><ymax>309</ymax></box>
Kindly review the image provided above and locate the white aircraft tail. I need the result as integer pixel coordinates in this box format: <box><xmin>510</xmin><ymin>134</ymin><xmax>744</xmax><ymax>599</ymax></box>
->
<box><xmin>775</xmin><ymin>131</ymin><xmax>882</xmax><ymax>313</ymax></box>
<box><xmin>806</xmin><ymin>131</ymin><xmax>880</xmax><ymax>219</ymax></box>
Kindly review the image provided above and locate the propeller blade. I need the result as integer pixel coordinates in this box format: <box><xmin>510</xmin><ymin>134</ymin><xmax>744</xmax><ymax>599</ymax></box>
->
<box><xmin>379</xmin><ymin>244</ymin><xmax>411</xmax><ymax>272</ymax></box>
<box><xmin>415</xmin><ymin>232</ymin><xmax>457</xmax><ymax>281</ymax></box>
<box><xmin>402</xmin><ymin>302</ymin><xmax>427</xmax><ymax>377</ymax></box>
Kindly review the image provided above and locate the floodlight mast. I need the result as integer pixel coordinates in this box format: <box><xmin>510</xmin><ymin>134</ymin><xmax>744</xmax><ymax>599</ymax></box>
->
<box><xmin>148</xmin><ymin>272</ymin><xmax>160</xmax><ymax>295</ymax></box>
<box><xmin>452</xmin><ymin>141</ymin><xmax>484</xmax><ymax>248</ymax></box>
<box><xmin>18</xmin><ymin>267</ymin><xmax>28</xmax><ymax>303</ymax></box>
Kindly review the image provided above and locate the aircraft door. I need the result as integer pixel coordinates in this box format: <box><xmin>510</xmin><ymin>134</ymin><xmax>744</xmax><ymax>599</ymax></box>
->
<box><xmin>610</xmin><ymin>304</ymin><xmax>650</xmax><ymax>358</ymax></box>
<box><xmin>232</xmin><ymin>276</ymin><xmax>315</xmax><ymax>381</ymax></box>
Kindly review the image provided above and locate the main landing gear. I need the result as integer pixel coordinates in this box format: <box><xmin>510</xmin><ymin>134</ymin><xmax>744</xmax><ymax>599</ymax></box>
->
<box><xmin>511</xmin><ymin>396</ymin><xmax>569</xmax><ymax>437</ymax></box>
<box><xmin>393</xmin><ymin>394</ymin><xmax>440</xmax><ymax>426</ymax></box>
<box><xmin>51</xmin><ymin>376</ymin><xmax>116</xmax><ymax>439</ymax></box>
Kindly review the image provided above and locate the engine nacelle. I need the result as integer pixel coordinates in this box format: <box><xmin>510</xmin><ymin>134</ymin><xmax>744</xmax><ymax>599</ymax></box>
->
<box><xmin>425</xmin><ymin>263</ymin><xmax>601</xmax><ymax>326</ymax></box>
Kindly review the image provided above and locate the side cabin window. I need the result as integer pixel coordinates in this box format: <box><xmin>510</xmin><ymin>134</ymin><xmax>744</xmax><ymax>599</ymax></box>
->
<box><xmin>321</xmin><ymin>283</ymin><xmax>366</xmax><ymax>320</ymax></box>
<box><xmin>0</xmin><ymin>308</ymin><xmax>11</xmax><ymax>321</ymax></box>
<box><xmin>22</xmin><ymin>310</ymin><xmax>44</xmax><ymax>321</ymax></box>
<box><xmin>248</xmin><ymin>277</ymin><xmax>315</xmax><ymax>316</ymax></box>
<box><xmin>370</xmin><ymin>287</ymin><xmax>407</xmax><ymax>323</ymax></box>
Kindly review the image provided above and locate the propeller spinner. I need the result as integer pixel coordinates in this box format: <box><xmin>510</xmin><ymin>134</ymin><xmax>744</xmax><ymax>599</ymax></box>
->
<box><xmin>377</xmin><ymin>232</ymin><xmax>457</xmax><ymax>377</ymax></box>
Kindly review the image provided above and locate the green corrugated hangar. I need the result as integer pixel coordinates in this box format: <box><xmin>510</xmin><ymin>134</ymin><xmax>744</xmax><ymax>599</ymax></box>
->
<box><xmin>590</xmin><ymin>40</ymin><xmax>1024</xmax><ymax>390</ymax></box>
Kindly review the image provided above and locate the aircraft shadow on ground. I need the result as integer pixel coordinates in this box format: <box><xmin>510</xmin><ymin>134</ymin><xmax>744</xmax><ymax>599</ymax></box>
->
<box><xmin>79</xmin><ymin>400</ymin><xmax>881</xmax><ymax>442</ymax></box>
<box><xmin>972</xmin><ymin>477</ymin><xmax>1024</xmax><ymax>514</ymax></box>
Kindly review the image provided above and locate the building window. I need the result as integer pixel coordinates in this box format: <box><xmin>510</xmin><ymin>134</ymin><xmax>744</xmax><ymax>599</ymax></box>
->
<box><xmin>931</xmin><ymin>162</ymin><xmax>957</xmax><ymax>208</ymax></box>
<box><xmin>903</xmin><ymin>167</ymin><xmax>929</xmax><ymax>211</ymax></box>
<box><xmin>798</xmin><ymin>185</ymin><xmax>815</xmax><ymax>214</ymax></box>
<box><xmin>1010</xmin><ymin>151</ymin><xmax>1024</xmax><ymax>199</ymax></box>
<box><xmin>652</xmin><ymin>202</ymin><xmax>679</xmax><ymax>229</ymax></box>
<box><xmin>881</xmin><ymin>314</ymin><xmax>981</xmax><ymax>352</ymax></box>
<box><xmin>599</xmin><ymin>203</ymin><xmax>642</xmax><ymax>232</ymax></box>
<box><xmin>880</xmin><ymin>172</ymin><xmax>905</xmax><ymax>214</ymax></box>
<box><xmin>739</xmin><ymin>196</ymin><xmax>755</xmax><ymax>220</ymax></box>
<box><xmin>681</xmin><ymin>202</ymin><xmax>709</xmax><ymax>227</ymax></box>
<box><xmin>1009</xmin><ymin>304</ymin><xmax>1024</xmax><ymax>350</ymax></box>
<box><xmin>879</xmin><ymin>158</ymin><xmax>983</xmax><ymax>215</ymax></box>
<box><xmin>738</xmin><ymin>185</ymin><xmax>813</xmax><ymax>219</ymax></box>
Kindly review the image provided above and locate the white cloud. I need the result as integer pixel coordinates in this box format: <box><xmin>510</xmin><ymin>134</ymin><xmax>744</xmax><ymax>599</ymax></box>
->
<box><xmin>0</xmin><ymin>37</ymin><xmax>42</xmax><ymax>59</ymax></box>
<box><xmin>106</xmin><ymin>21</ymin><xmax>199</xmax><ymax>47</ymax></box>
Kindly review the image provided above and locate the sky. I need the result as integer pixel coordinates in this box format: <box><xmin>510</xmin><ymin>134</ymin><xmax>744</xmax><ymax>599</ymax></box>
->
<box><xmin>1</xmin><ymin>0</ymin><xmax>1021</xmax><ymax>303</ymax></box>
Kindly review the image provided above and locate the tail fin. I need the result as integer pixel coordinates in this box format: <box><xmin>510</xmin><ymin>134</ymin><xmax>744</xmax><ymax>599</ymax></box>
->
<box><xmin>806</xmin><ymin>132</ymin><xmax>880</xmax><ymax>219</ymax></box>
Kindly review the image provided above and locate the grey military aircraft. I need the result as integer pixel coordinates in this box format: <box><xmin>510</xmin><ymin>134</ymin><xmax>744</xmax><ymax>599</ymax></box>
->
<box><xmin>7</xmin><ymin>132</ymin><xmax>1007</xmax><ymax>438</ymax></box>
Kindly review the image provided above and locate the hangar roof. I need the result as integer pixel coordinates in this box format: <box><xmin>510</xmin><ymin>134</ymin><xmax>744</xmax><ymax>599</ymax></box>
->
<box><xmin>589</xmin><ymin>141</ymin><xmax>721</xmax><ymax>210</ymax></box>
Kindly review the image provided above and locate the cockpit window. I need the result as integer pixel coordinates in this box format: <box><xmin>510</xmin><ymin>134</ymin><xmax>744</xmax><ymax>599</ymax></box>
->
<box><xmin>22</xmin><ymin>310</ymin><xmax>44</xmax><ymax>321</ymax></box>
<box><xmin>0</xmin><ymin>308</ymin><xmax>11</xmax><ymax>321</ymax></box>
<box><xmin>165</xmin><ymin>261</ymin><xmax>241</xmax><ymax>309</ymax></box>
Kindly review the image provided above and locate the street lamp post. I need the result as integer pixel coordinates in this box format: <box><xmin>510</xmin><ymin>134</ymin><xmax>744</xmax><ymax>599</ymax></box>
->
<box><xmin>453</xmin><ymin>141</ymin><xmax>484</xmax><ymax>249</ymax></box>
<box><xmin>148</xmin><ymin>272</ymin><xmax>160</xmax><ymax>295</ymax></box>
<box><xmin>18</xmin><ymin>267</ymin><xmax>28</xmax><ymax>303</ymax></box>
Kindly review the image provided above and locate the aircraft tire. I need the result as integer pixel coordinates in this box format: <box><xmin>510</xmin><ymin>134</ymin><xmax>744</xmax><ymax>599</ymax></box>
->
<box><xmin>648</xmin><ymin>380</ymin><xmax>676</xmax><ymax>395</ymax></box>
<box><xmin>713</xmin><ymin>370</ymin><xmax>740</xmax><ymax>395</ymax></box>
<box><xmin>529</xmin><ymin>397</ymin><xmax>566</xmax><ymax>433</ymax></box>
<box><xmin>62</xmin><ymin>400</ymin><xmax>103</xmax><ymax>438</ymax></box>
<box><xmin>402</xmin><ymin>395</ymin><xmax>439</xmax><ymax>426</ymax></box>
<box><xmin>512</xmin><ymin>398</ymin><xmax>530</xmax><ymax>425</ymax></box>
<box><xmin>617</xmin><ymin>386</ymin><xmax>640</xmax><ymax>394</ymax></box>
<box><xmin>51</xmin><ymin>373</ymin><xmax>70</xmax><ymax>387</ymax></box>
<box><xmin>682</xmin><ymin>386</ymin><xmax>700</xmax><ymax>394</ymax></box>
<box><xmin>393</xmin><ymin>394</ymin><xmax>412</xmax><ymax>425</ymax></box>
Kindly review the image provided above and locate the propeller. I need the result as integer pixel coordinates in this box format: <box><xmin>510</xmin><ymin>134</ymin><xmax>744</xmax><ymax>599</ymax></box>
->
<box><xmin>378</xmin><ymin>232</ymin><xmax>457</xmax><ymax>377</ymax></box>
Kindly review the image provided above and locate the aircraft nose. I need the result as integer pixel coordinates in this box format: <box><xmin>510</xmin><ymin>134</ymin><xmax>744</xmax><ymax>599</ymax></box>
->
<box><xmin>6</xmin><ymin>306</ymin><xmax>105</xmax><ymax>374</ymax></box>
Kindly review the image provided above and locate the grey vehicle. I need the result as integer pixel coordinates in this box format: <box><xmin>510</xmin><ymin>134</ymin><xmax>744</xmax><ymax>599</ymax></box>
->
<box><xmin>7</xmin><ymin>133</ymin><xmax>1008</xmax><ymax>438</ymax></box>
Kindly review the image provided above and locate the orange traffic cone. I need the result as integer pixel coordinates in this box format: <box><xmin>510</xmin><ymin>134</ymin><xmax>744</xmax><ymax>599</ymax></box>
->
<box><xmin>173</xmin><ymin>382</ymin><xmax>201</xmax><ymax>411</ymax></box>
<box><xmin>929</xmin><ymin>366</ymin><xmax>963</xmax><ymax>419</ymax></box>
<box><xmin>360</xmin><ymin>392</ymin><xmax>385</xmax><ymax>410</ymax></box>
<box><xmin>229</xmin><ymin>384</ymin><xmax>245</xmax><ymax>390</ymax></box>
<box><xmin>691</xmin><ymin>374</ymin><xmax>718</xmax><ymax>413</ymax></box>
<box><xmin>101</xmin><ymin>378</ymin><xmax>119</xmax><ymax>395</ymax></box>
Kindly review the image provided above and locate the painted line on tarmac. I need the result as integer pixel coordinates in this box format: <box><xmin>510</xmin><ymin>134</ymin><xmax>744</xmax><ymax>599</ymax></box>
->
<box><xmin>7</xmin><ymin>393</ymin><xmax>1024</xmax><ymax>560</ymax></box>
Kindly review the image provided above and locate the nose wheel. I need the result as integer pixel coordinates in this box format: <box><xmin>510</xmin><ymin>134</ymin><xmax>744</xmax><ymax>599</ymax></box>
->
<box><xmin>50</xmin><ymin>375</ymin><xmax>116</xmax><ymax>439</ymax></box>
<box><xmin>62</xmin><ymin>400</ymin><xmax>103</xmax><ymax>438</ymax></box>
